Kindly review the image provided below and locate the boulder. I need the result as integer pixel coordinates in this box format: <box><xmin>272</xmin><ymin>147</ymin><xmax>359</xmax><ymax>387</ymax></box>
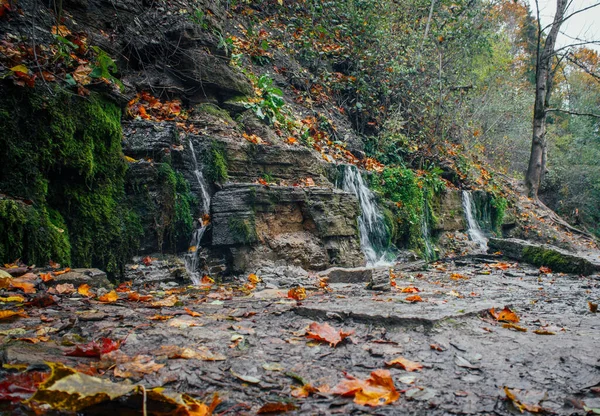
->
<box><xmin>488</xmin><ymin>238</ymin><xmax>600</xmax><ymax>275</ymax></box>
<box><xmin>432</xmin><ymin>189</ymin><xmax>466</xmax><ymax>232</ymax></box>
<box><xmin>318</xmin><ymin>267</ymin><xmax>373</xmax><ymax>284</ymax></box>
<box><xmin>46</xmin><ymin>268</ymin><xmax>112</xmax><ymax>289</ymax></box>
<box><xmin>210</xmin><ymin>184</ymin><xmax>365</xmax><ymax>271</ymax></box>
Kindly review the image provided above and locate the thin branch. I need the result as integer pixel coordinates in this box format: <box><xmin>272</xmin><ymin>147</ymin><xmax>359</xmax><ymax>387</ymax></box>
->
<box><xmin>546</xmin><ymin>108</ymin><xmax>600</xmax><ymax>117</ymax></box>
<box><xmin>539</xmin><ymin>1</ymin><xmax>600</xmax><ymax>33</ymax></box>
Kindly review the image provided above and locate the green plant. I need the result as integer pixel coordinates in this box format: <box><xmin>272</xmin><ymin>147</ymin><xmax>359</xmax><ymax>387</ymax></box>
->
<box><xmin>228</xmin><ymin>216</ymin><xmax>257</xmax><ymax>244</ymax></box>
<box><xmin>90</xmin><ymin>46</ymin><xmax>123</xmax><ymax>91</ymax></box>
<box><xmin>246</xmin><ymin>74</ymin><xmax>286</xmax><ymax>125</ymax></box>
<box><xmin>206</xmin><ymin>141</ymin><xmax>229</xmax><ymax>183</ymax></box>
<box><xmin>491</xmin><ymin>195</ymin><xmax>507</xmax><ymax>235</ymax></box>
<box><xmin>190</xmin><ymin>9</ymin><xmax>209</xmax><ymax>29</ymax></box>
<box><xmin>261</xmin><ymin>172</ymin><xmax>274</xmax><ymax>183</ymax></box>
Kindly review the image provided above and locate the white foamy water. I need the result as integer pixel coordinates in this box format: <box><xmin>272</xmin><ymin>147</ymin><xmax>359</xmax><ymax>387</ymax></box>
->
<box><xmin>462</xmin><ymin>190</ymin><xmax>488</xmax><ymax>251</ymax></box>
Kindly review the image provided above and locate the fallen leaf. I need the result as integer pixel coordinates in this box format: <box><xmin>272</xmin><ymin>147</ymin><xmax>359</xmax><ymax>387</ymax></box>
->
<box><xmin>77</xmin><ymin>284</ymin><xmax>93</xmax><ymax>297</ymax></box>
<box><xmin>385</xmin><ymin>356</ymin><xmax>423</xmax><ymax>372</ymax></box>
<box><xmin>98</xmin><ymin>290</ymin><xmax>118</xmax><ymax>303</ymax></box>
<box><xmin>0</xmin><ymin>309</ymin><xmax>27</xmax><ymax>320</ymax></box>
<box><xmin>332</xmin><ymin>369</ymin><xmax>399</xmax><ymax>407</ymax></box>
<box><xmin>306</xmin><ymin>322</ymin><xmax>354</xmax><ymax>347</ymax></box>
<box><xmin>39</xmin><ymin>273</ymin><xmax>54</xmax><ymax>282</ymax></box>
<box><xmin>0</xmin><ymin>371</ymin><xmax>49</xmax><ymax>403</ymax></box>
<box><xmin>502</xmin><ymin>323</ymin><xmax>528</xmax><ymax>332</ymax></box>
<box><xmin>113</xmin><ymin>354</ymin><xmax>164</xmax><ymax>378</ymax></box>
<box><xmin>53</xmin><ymin>268</ymin><xmax>71</xmax><ymax>276</ymax></box>
<box><xmin>504</xmin><ymin>387</ymin><xmax>545</xmax><ymax>413</ymax></box>
<box><xmin>490</xmin><ymin>306</ymin><xmax>519</xmax><ymax>323</ymax></box>
<box><xmin>450</xmin><ymin>273</ymin><xmax>468</xmax><ymax>280</ymax></box>
<box><xmin>589</xmin><ymin>302</ymin><xmax>598</xmax><ymax>313</ymax></box>
<box><xmin>248</xmin><ymin>273</ymin><xmax>261</xmax><ymax>284</ymax></box>
<box><xmin>149</xmin><ymin>315</ymin><xmax>174</xmax><ymax>321</ymax></box>
<box><xmin>115</xmin><ymin>282</ymin><xmax>132</xmax><ymax>292</ymax></box>
<box><xmin>29</xmin><ymin>362</ymin><xmax>135</xmax><ymax>411</ymax></box>
<box><xmin>127</xmin><ymin>292</ymin><xmax>153</xmax><ymax>302</ymax></box>
<box><xmin>405</xmin><ymin>295</ymin><xmax>423</xmax><ymax>302</ymax></box>
<box><xmin>231</xmin><ymin>369</ymin><xmax>261</xmax><ymax>384</ymax></box>
<box><xmin>533</xmin><ymin>329</ymin><xmax>555</xmax><ymax>335</ymax></box>
<box><xmin>539</xmin><ymin>266</ymin><xmax>552</xmax><ymax>274</ymax></box>
<box><xmin>65</xmin><ymin>338</ymin><xmax>120</xmax><ymax>358</ymax></box>
<box><xmin>257</xmin><ymin>402</ymin><xmax>297</xmax><ymax>413</ymax></box>
<box><xmin>10</xmin><ymin>279</ymin><xmax>36</xmax><ymax>294</ymax></box>
<box><xmin>184</xmin><ymin>307</ymin><xmax>201</xmax><ymax>317</ymax></box>
<box><xmin>287</xmin><ymin>286</ymin><xmax>306</xmax><ymax>301</ymax></box>
<box><xmin>142</xmin><ymin>256</ymin><xmax>156</xmax><ymax>266</ymax></box>
<box><xmin>156</xmin><ymin>345</ymin><xmax>226</xmax><ymax>361</ymax></box>
<box><xmin>0</xmin><ymin>295</ymin><xmax>26</xmax><ymax>302</ymax></box>
<box><xmin>291</xmin><ymin>384</ymin><xmax>319</xmax><ymax>398</ymax></box>
<box><xmin>55</xmin><ymin>283</ymin><xmax>75</xmax><ymax>295</ymax></box>
<box><xmin>400</xmin><ymin>286</ymin><xmax>420</xmax><ymax>293</ymax></box>
<box><xmin>150</xmin><ymin>295</ymin><xmax>178</xmax><ymax>308</ymax></box>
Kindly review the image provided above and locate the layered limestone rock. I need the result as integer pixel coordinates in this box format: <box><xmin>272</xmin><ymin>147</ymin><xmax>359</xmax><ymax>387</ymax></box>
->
<box><xmin>210</xmin><ymin>184</ymin><xmax>365</xmax><ymax>272</ymax></box>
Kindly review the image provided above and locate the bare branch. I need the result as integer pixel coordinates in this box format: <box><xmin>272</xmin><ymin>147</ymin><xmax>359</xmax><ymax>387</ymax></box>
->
<box><xmin>546</xmin><ymin>108</ymin><xmax>600</xmax><ymax>118</ymax></box>
<box><xmin>540</xmin><ymin>1</ymin><xmax>600</xmax><ymax>33</ymax></box>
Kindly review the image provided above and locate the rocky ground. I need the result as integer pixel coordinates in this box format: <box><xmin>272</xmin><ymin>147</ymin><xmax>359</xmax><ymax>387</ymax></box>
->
<box><xmin>1</xmin><ymin>254</ymin><xmax>599</xmax><ymax>415</ymax></box>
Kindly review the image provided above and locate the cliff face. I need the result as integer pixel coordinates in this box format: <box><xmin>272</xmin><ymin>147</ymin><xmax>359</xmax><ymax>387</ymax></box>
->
<box><xmin>1</xmin><ymin>0</ymin><xmax>559</xmax><ymax>279</ymax></box>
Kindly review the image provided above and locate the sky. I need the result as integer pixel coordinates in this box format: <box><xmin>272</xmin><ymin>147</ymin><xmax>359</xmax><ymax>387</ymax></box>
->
<box><xmin>532</xmin><ymin>0</ymin><xmax>600</xmax><ymax>50</ymax></box>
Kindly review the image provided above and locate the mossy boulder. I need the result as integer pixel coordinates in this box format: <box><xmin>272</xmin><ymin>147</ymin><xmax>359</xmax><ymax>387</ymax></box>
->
<box><xmin>488</xmin><ymin>238</ymin><xmax>600</xmax><ymax>275</ymax></box>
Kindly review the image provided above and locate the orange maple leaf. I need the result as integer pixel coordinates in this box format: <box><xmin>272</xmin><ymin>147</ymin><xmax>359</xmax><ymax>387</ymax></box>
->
<box><xmin>306</xmin><ymin>322</ymin><xmax>354</xmax><ymax>347</ymax></box>
<box><xmin>385</xmin><ymin>356</ymin><xmax>423</xmax><ymax>372</ymax></box>
<box><xmin>332</xmin><ymin>369</ymin><xmax>399</xmax><ymax>406</ymax></box>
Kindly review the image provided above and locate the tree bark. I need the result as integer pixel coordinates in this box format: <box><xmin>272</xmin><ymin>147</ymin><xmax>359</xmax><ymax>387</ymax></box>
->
<box><xmin>525</xmin><ymin>0</ymin><xmax>568</xmax><ymax>198</ymax></box>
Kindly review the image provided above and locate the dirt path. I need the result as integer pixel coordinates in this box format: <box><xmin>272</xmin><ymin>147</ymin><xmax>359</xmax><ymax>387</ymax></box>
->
<box><xmin>1</xmin><ymin>258</ymin><xmax>599</xmax><ymax>415</ymax></box>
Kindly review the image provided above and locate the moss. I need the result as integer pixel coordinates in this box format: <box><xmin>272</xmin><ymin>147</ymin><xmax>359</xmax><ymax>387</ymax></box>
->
<box><xmin>491</xmin><ymin>196</ymin><xmax>507</xmax><ymax>235</ymax></box>
<box><xmin>195</xmin><ymin>103</ymin><xmax>234</xmax><ymax>123</ymax></box>
<box><xmin>156</xmin><ymin>163</ymin><xmax>195</xmax><ymax>251</ymax></box>
<box><xmin>228</xmin><ymin>216</ymin><xmax>257</xmax><ymax>244</ymax></box>
<box><xmin>521</xmin><ymin>246</ymin><xmax>589</xmax><ymax>274</ymax></box>
<box><xmin>0</xmin><ymin>200</ymin><xmax>71</xmax><ymax>265</ymax></box>
<box><xmin>0</xmin><ymin>86</ymin><xmax>141</xmax><ymax>275</ymax></box>
<box><xmin>206</xmin><ymin>141</ymin><xmax>229</xmax><ymax>183</ymax></box>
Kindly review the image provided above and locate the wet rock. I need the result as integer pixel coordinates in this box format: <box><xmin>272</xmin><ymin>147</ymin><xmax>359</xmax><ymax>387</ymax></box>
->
<box><xmin>255</xmin><ymin>265</ymin><xmax>311</xmax><ymax>288</ymax></box>
<box><xmin>318</xmin><ymin>267</ymin><xmax>372</xmax><ymax>284</ymax></box>
<box><xmin>432</xmin><ymin>189</ymin><xmax>467</xmax><ymax>232</ymax></box>
<box><xmin>47</xmin><ymin>268</ymin><xmax>111</xmax><ymax>289</ymax></box>
<box><xmin>367</xmin><ymin>269</ymin><xmax>391</xmax><ymax>291</ymax></box>
<box><xmin>211</xmin><ymin>184</ymin><xmax>364</xmax><ymax>271</ymax></box>
<box><xmin>125</xmin><ymin>255</ymin><xmax>189</xmax><ymax>286</ymax></box>
<box><xmin>122</xmin><ymin>120</ymin><xmax>177</xmax><ymax>160</ymax></box>
<box><xmin>488</xmin><ymin>238</ymin><xmax>600</xmax><ymax>275</ymax></box>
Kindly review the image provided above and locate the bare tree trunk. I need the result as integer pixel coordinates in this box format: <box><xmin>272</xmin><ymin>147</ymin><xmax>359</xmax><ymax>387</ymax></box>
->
<box><xmin>525</xmin><ymin>0</ymin><xmax>568</xmax><ymax>198</ymax></box>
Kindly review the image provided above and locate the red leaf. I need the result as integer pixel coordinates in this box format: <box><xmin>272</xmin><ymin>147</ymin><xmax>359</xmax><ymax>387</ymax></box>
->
<box><xmin>0</xmin><ymin>371</ymin><xmax>48</xmax><ymax>403</ymax></box>
<box><xmin>65</xmin><ymin>338</ymin><xmax>120</xmax><ymax>357</ymax></box>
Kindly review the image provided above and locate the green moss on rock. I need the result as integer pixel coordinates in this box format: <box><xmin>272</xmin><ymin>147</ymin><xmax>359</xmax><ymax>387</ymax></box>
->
<box><xmin>0</xmin><ymin>86</ymin><xmax>141</xmax><ymax>275</ymax></box>
<box><xmin>206</xmin><ymin>141</ymin><xmax>229</xmax><ymax>183</ymax></box>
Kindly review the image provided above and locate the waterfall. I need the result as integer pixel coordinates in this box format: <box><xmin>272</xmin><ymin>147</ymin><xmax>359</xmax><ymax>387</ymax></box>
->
<box><xmin>462</xmin><ymin>190</ymin><xmax>488</xmax><ymax>251</ymax></box>
<box><xmin>340</xmin><ymin>165</ymin><xmax>395</xmax><ymax>266</ymax></box>
<box><xmin>184</xmin><ymin>141</ymin><xmax>212</xmax><ymax>285</ymax></box>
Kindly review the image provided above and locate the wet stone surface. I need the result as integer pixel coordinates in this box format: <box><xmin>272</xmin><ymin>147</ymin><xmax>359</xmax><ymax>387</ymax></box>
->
<box><xmin>1</xmin><ymin>257</ymin><xmax>599</xmax><ymax>415</ymax></box>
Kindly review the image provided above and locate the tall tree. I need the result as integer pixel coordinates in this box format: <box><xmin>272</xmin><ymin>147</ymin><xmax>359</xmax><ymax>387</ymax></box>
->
<box><xmin>525</xmin><ymin>0</ymin><xmax>567</xmax><ymax>198</ymax></box>
<box><xmin>525</xmin><ymin>0</ymin><xmax>600</xmax><ymax>198</ymax></box>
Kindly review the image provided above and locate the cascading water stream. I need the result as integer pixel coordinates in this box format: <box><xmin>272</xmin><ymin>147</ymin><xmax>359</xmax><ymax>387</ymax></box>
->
<box><xmin>184</xmin><ymin>141</ymin><xmax>212</xmax><ymax>285</ymax></box>
<box><xmin>340</xmin><ymin>165</ymin><xmax>395</xmax><ymax>266</ymax></box>
<box><xmin>462</xmin><ymin>190</ymin><xmax>488</xmax><ymax>251</ymax></box>
<box><xmin>420</xmin><ymin>195</ymin><xmax>436</xmax><ymax>261</ymax></box>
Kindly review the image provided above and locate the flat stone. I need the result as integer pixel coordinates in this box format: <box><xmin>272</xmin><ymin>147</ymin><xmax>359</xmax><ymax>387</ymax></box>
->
<box><xmin>488</xmin><ymin>238</ymin><xmax>600</xmax><ymax>275</ymax></box>
<box><xmin>47</xmin><ymin>268</ymin><xmax>112</xmax><ymax>289</ymax></box>
<box><xmin>318</xmin><ymin>267</ymin><xmax>373</xmax><ymax>284</ymax></box>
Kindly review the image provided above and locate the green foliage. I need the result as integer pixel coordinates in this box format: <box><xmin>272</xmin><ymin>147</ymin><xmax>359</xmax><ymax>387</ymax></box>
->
<box><xmin>189</xmin><ymin>9</ymin><xmax>209</xmax><ymax>29</ymax></box>
<box><xmin>228</xmin><ymin>216</ymin><xmax>257</xmax><ymax>244</ymax></box>
<box><xmin>490</xmin><ymin>196</ymin><xmax>507</xmax><ymax>235</ymax></box>
<box><xmin>0</xmin><ymin>86</ymin><xmax>141</xmax><ymax>274</ymax></box>
<box><xmin>246</xmin><ymin>74</ymin><xmax>286</xmax><ymax>125</ymax></box>
<box><xmin>0</xmin><ymin>200</ymin><xmax>70</xmax><ymax>266</ymax></box>
<box><xmin>206</xmin><ymin>141</ymin><xmax>229</xmax><ymax>183</ymax></box>
<box><xmin>90</xmin><ymin>46</ymin><xmax>123</xmax><ymax>91</ymax></box>
<box><xmin>157</xmin><ymin>164</ymin><xmax>195</xmax><ymax>251</ymax></box>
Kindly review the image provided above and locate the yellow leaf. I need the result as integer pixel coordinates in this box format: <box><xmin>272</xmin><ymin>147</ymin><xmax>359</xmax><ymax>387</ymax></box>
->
<box><xmin>10</xmin><ymin>64</ymin><xmax>28</xmax><ymax>74</ymax></box>
<box><xmin>77</xmin><ymin>284</ymin><xmax>93</xmax><ymax>297</ymax></box>
<box><xmin>98</xmin><ymin>290</ymin><xmax>118</xmax><ymax>303</ymax></box>
<box><xmin>0</xmin><ymin>309</ymin><xmax>27</xmax><ymax>320</ymax></box>
<box><xmin>0</xmin><ymin>295</ymin><xmax>26</xmax><ymax>302</ymax></box>
<box><xmin>124</xmin><ymin>156</ymin><xmax>137</xmax><ymax>163</ymax></box>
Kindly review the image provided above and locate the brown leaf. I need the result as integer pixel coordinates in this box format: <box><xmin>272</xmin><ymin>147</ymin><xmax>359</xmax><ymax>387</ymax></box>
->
<box><xmin>405</xmin><ymin>295</ymin><xmax>423</xmax><ymax>303</ymax></box>
<box><xmin>502</xmin><ymin>323</ymin><xmax>527</xmax><ymax>332</ymax></box>
<box><xmin>589</xmin><ymin>301</ymin><xmax>598</xmax><ymax>313</ymax></box>
<box><xmin>55</xmin><ymin>283</ymin><xmax>75</xmax><ymax>295</ymax></box>
<box><xmin>127</xmin><ymin>292</ymin><xmax>153</xmax><ymax>302</ymax></box>
<box><xmin>490</xmin><ymin>307</ymin><xmax>519</xmax><ymax>323</ymax></box>
<box><xmin>257</xmin><ymin>402</ymin><xmax>297</xmax><ymax>413</ymax></box>
<box><xmin>39</xmin><ymin>273</ymin><xmax>54</xmax><ymax>282</ymax></box>
<box><xmin>306</xmin><ymin>322</ymin><xmax>354</xmax><ymax>347</ymax></box>
<box><xmin>332</xmin><ymin>369</ymin><xmax>400</xmax><ymax>407</ymax></box>
<box><xmin>385</xmin><ymin>356</ymin><xmax>423</xmax><ymax>372</ymax></box>
<box><xmin>533</xmin><ymin>329</ymin><xmax>555</xmax><ymax>335</ymax></box>
<box><xmin>504</xmin><ymin>387</ymin><xmax>545</xmax><ymax>413</ymax></box>
<box><xmin>150</xmin><ymin>295</ymin><xmax>178</xmax><ymax>308</ymax></box>
<box><xmin>184</xmin><ymin>307</ymin><xmax>201</xmax><ymax>317</ymax></box>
